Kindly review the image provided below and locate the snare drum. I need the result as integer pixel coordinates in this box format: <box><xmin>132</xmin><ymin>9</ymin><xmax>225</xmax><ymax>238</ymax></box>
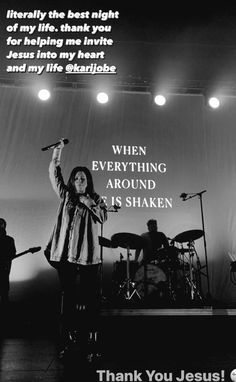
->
<box><xmin>156</xmin><ymin>246</ymin><xmax>180</xmax><ymax>269</ymax></box>
<box><xmin>134</xmin><ymin>263</ymin><xmax>167</xmax><ymax>298</ymax></box>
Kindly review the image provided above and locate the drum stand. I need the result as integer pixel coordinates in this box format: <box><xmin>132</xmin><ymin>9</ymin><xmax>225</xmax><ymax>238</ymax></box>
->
<box><xmin>118</xmin><ymin>247</ymin><xmax>141</xmax><ymax>301</ymax></box>
<box><xmin>184</xmin><ymin>242</ymin><xmax>203</xmax><ymax>302</ymax></box>
<box><xmin>166</xmin><ymin>265</ymin><xmax>178</xmax><ymax>302</ymax></box>
<box><xmin>180</xmin><ymin>190</ymin><xmax>211</xmax><ymax>302</ymax></box>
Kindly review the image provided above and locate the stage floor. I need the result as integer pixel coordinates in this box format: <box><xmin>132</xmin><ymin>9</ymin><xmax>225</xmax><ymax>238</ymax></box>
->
<box><xmin>0</xmin><ymin>330</ymin><xmax>236</xmax><ymax>382</ymax></box>
<box><xmin>1</xmin><ymin>302</ymin><xmax>236</xmax><ymax>382</ymax></box>
<box><xmin>101</xmin><ymin>307</ymin><xmax>236</xmax><ymax>315</ymax></box>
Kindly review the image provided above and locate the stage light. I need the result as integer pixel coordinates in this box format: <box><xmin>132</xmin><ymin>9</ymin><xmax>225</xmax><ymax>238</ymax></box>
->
<box><xmin>154</xmin><ymin>94</ymin><xmax>166</xmax><ymax>106</ymax></box>
<box><xmin>208</xmin><ymin>97</ymin><xmax>220</xmax><ymax>109</ymax></box>
<box><xmin>38</xmin><ymin>89</ymin><xmax>51</xmax><ymax>101</ymax></box>
<box><xmin>96</xmin><ymin>92</ymin><xmax>109</xmax><ymax>104</ymax></box>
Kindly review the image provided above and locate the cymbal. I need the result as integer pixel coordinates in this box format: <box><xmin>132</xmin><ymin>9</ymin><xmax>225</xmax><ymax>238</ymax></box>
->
<box><xmin>173</xmin><ymin>229</ymin><xmax>204</xmax><ymax>243</ymax></box>
<box><xmin>99</xmin><ymin>236</ymin><xmax>118</xmax><ymax>248</ymax></box>
<box><xmin>111</xmin><ymin>232</ymin><xmax>144</xmax><ymax>250</ymax></box>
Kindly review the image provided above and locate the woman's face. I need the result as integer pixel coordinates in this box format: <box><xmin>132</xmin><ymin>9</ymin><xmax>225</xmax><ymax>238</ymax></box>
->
<box><xmin>74</xmin><ymin>171</ymin><xmax>87</xmax><ymax>194</ymax></box>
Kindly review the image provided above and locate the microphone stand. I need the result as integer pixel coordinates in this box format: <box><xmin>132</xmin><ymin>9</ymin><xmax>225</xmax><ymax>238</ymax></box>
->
<box><xmin>182</xmin><ymin>190</ymin><xmax>211</xmax><ymax>304</ymax></box>
<box><xmin>99</xmin><ymin>204</ymin><xmax>120</xmax><ymax>302</ymax></box>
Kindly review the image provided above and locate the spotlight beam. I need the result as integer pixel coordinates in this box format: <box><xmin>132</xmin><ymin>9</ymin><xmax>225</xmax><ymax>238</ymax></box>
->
<box><xmin>154</xmin><ymin>94</ymin><xmax>166</xmax><ymax>106</ymax></box>
<box><xmin>97</xmin><ymin>92</ymin><xmax>109</xmax><ymax>104</ymax></box>
<box><xmin>208</xmin><ymin>97</ymin><xmax>220</xmax><ymax>109</ymax></box>
<box><xmin>38</xmin><ymin>89</ymin><xmax>51</xmax><ymax>101</ymax></box>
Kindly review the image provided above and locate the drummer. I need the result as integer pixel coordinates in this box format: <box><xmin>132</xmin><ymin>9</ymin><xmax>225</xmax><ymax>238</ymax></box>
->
<box><xmin>135</xmin><ymin>219</ymin><xmax>169</xmax><ymax>264</ymax></box>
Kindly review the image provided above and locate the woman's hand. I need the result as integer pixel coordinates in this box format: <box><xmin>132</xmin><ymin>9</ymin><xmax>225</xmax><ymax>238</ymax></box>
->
<box><xmin>52</xmin><ymin>138</ymin><xmax>65</xmax><ymax>164</ymax></box>
<box><xmin>79</xmin><ymin>195</ymin><xmax>95</xmax><ymax>209</ymax></box>
<box><xmin>58</xmin><ymin>138</ymin><xmax>65</xmax><ymax>149</ymax></box>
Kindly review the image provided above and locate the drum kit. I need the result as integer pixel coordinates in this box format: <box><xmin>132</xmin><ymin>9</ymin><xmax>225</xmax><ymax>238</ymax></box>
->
<box><xmin>99</xmin><ymin>229</ymin><xmax>205</xmax><ymax>306</ymax></box>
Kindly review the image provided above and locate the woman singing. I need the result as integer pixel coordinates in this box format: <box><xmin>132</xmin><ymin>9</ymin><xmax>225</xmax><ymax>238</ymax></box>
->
<box><xmin>46</xmin><ymin>139</ymin><xmax>107</xmax><ymax>361</ymax></box>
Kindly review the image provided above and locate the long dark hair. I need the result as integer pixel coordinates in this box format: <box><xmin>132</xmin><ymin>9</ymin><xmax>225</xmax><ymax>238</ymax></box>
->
<box><xmin>67</xmin><ymin>166</ymin><xmax>95</xmax><ymax>196</ymax></box>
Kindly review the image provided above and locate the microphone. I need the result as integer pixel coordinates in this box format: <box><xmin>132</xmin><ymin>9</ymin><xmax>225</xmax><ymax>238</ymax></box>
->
<box><xmin>180</xmin><ymin>193</ymin><xmax>187</xmax><ymax>200</ymax></box>
<box><xmin>41</xmin><ymin>138</ymin><xmax>69</xmax><ymax>151</ymax></box>
<box><xmin>113</xmin><ymin>203</ymin><xmax>121</xmax><ymax>210</ymax></box>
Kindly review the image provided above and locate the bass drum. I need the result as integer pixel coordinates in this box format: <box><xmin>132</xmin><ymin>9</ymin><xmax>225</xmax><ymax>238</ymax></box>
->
<box><xmin>134</xmin><ymin>263</ymin><xmax>167</xmax><ymax>300</ymax></box>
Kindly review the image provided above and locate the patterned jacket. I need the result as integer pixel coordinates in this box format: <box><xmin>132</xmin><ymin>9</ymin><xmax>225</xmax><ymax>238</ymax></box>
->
<box><xmin>47</xmin><ymin>161</ymin><xmax>107</xmax><ymax>265</ymax></box>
